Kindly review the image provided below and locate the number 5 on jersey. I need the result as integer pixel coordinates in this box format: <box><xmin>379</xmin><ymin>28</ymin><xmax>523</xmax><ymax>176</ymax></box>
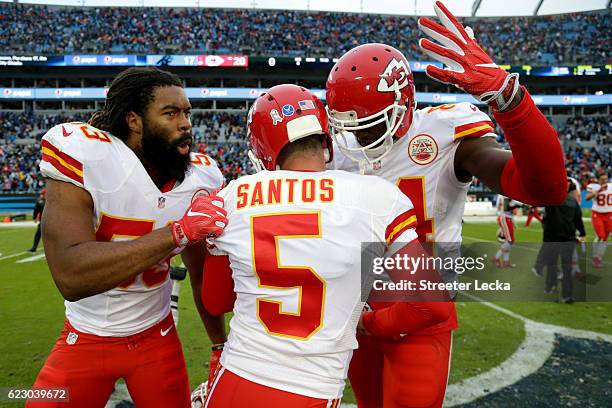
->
<box><xmin>250</xmin><ymin>212</ymin><xmax>325</xmax><ymax>340</ymax></box>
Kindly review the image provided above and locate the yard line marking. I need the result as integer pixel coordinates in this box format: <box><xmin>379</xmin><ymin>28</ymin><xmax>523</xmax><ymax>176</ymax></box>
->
<box><xmin>444</xmin><ymin>292</ymin><xmax>612</xmax><ymax>407</ymax></box>
<box><xmin>0</xmin><ymin>251</ymin><xmax>28</xmax><ymax>261</ymax></box>
<box><xmin>462</xmin><ymin>235</ymin><xmax>611</xmax><ymax>266</ymax></box>
<box><xmin>16</xmin><ymin>253</ymin><xmax>46</xmax><ymax>263</ymax></box>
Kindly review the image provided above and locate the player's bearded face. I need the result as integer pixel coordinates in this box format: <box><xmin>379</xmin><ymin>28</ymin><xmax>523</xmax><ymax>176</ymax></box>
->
<box><xmin>141</xmin><ymin>120</ymin><xmax>192</xmax><ymax>182</ymax></box>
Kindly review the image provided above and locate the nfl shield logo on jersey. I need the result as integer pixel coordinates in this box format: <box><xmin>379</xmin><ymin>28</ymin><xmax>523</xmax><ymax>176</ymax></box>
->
<box><xmin>158</xmin><ymin>196</ymin><xmax>166</xmax><ymax>208</ymax></box>
<box><xmin>408</xmin><ymin>134</ymin><xmax>438</xmax><ymax>165</ymax></box>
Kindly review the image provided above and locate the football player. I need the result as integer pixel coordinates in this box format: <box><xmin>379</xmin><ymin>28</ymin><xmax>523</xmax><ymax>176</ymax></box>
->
<box><xmin>585</xmin><ymin>173</ymin><xmax>611</xmax><ymax>268</ymax></box>
<box><xmin>200</xmin><ymin>84</ymin><xmax>452</xmax><ymax>407</ymax></box>
<box><xmin>28</xmin><ymin>188</ymin><xmax>46</xmax><ymax>252</ymax></box>
<box><xmin>28</xmin><ymin>68</ymin><xmax>228</xmax><ymax>407</ymax></box>
<box><xmin>524</xmin><ymin>206</ymin><xmax>543</xmax><ymax>227</ymax></box>
<box><xmin>325</xmin><ymin>2</ymin><xmax>567</xmax><ymax>407</ymax></box>
<box><xmin>493</xmin><ymin>195</ymin><xmax>521</xmax><ymax>268</ymax></box>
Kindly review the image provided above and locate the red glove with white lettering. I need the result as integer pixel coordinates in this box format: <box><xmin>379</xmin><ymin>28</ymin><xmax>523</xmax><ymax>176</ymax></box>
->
<box><xmin>418</xmin><ymin>1</ymin><xmax>521</xmax><ymax>111</ymax></box>
<box><xmin>172</xmin><ymin>195</ymin><xmax>227</xmax><ymax>249</ymax></box>
<box><xmin>205</xmin><ymin>345</ymin><xmax>224</xmax><ymax>395</ymax></box>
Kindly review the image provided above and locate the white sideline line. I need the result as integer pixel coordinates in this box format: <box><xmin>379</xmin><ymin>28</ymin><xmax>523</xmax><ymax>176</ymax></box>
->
<box><xmin>0</xmin><ymin>221</ymin><xmax>37</xmax><ymax>228</ymax></box>
<box><xmin>444</xmin><ymin>293</ymin><xmax>612</xmax><ymax>407</ymax></box>
<box><xmin>462</xmin><ymin>235</ymin><xmax>612</xmax><ymax>266</ymax></box>
<box><xmin>0</xmin><ymin>249</ymin><xmax>43</xmax><ymax>262</ymax></box>
<box><xmin>15</xmin><ymin>253</ymin><xmax>46</xmax><ymax>263</ymax></box>
<box><xmin>0</xmin><ymin>251</ymin><xmax>28</xmax><ymax>261</ymax></box>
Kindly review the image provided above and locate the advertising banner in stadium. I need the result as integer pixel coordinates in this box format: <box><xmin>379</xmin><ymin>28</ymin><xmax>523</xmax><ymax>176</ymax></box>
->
<box><xmin>0</xmin><ymin>54</ymin><xmax>248</xmax><ymax>68</ymax></box>
<box><xmin>0</xmin><ymin>55</ymin><xmax>610</xmax><ymax>76</ymax></box>
<box><xmin>1</xmin><ymin>88</ymin><xmax>611</xmax><ymax>106</ymax></box>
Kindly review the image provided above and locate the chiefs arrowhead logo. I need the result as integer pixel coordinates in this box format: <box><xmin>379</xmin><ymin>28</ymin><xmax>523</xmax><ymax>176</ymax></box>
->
<box><xmin>377</xmin><ymin>58</ymin><xmax>410</xmax><ymax>93</ymax></box>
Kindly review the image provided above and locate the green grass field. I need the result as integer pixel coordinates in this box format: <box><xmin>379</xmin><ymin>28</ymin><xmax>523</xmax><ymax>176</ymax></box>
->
<box><xmin>0</xmin><ymin>219</ymin><xmax>610</xmax><ymax>406</ymax></box>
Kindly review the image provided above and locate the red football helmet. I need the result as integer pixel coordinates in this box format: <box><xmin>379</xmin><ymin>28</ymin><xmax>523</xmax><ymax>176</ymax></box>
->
<box><xmin>326</xmin><ymin>43</ymin><xmax>416</xmax><ymax>164</ymax></box>
<box><xmin>247</xmin><ymin>84</ymin><xmax>333</xmax><ymax>171</ymax></box>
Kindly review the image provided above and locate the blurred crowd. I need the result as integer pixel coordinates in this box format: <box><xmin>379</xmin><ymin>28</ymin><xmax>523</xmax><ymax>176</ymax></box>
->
<box><xmin>558</xmin><ymin>116</ymin><xmax>612</xmax><ymax>145</ymax></box>
<box><xmin>0</xmin><ymin>4</ymin><xmax>609</xmax><ymax>65</ymax></box>
<box><xmin>0</xmin><ymin>143</ymin><xmax>44</xmax><ymax>193</ymax></box>
<box><xmin>1</xmin><ymin>110</ymin><xmax>610</xmax><ymax>194</ymax></box>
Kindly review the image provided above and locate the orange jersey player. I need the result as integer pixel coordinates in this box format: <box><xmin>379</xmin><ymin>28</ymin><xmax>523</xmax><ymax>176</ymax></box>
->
<box><xmin>325</xmin><ymin>2</ymin><xmax>567</xmax><ymax>407</ymax></box>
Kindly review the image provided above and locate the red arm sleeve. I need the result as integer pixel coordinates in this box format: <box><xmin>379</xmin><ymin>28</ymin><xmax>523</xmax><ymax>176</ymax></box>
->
<box><xmin>201</xmin><ymin>254</ymin><xmax>236</xmax><ymax>316</ymax></box>
<box><xmin>361</xmin><ymin>301</ymin><xmax>453</xmax><ymax>337</ymax></box>
<box><xmin>494</xmin><ymin>88</ymin><xmax>567</xmax><ymax>206</ymax></box>
<box><xmin>364</xmin><ymin>239</ymin><xmax>454</xmax><ymax>337</ymax></box>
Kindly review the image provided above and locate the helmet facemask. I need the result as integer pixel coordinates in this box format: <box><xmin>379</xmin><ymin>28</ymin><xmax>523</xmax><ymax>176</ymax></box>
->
<box><xmin>328</xmin><ymin>89</ymin><xmax>409</xmax><ymax>166</ymax></box>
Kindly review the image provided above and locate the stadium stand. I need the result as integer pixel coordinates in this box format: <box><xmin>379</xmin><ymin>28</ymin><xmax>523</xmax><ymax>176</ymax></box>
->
<box><xmin>1</xmin><ymin>111</ymin><xmax>609</xmax><ymax>194</ymax></box>
<box><xmin>0</xmin><ymin>4</ymin><xmax>610</xmax><ymax>65</ymax></box>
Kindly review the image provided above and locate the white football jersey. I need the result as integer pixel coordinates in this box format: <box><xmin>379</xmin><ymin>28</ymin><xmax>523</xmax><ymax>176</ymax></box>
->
<box><xmin>210</xmin><ymin>169</ymin><xmax>417</xmax><ymax>399</ymax></box>
<box><xmin>587</xmin><ymin>182</ymin><xmax>612</xmax><ymax>213</ymax></box>
<box><xmin>332</xmin><ymin>102</ymin><xmax>496</xmax><ymax>243</ymax></box>
<box><xmin>496</xmin><ymin>195</ymin><xmax>521</xmax><ymax>218</ymax></box>
<box><xmin>40</xmin><ymin>122</ymin><xmax>223</xmax><ymax>336</ymax></box>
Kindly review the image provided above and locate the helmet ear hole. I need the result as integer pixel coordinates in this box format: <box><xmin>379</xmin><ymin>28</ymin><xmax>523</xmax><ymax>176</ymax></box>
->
<box><xmin>351</xmin><ymin>66</ymin><xmax>357</xmax><ymax>72</ymax></box>
<box><xmin>372</xmin><ymin>57</ymin><xmax>378</xmax><ymax>62</ymax></box>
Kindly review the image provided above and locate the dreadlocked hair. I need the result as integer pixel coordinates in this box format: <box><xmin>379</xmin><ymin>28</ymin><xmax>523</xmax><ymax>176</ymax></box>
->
<box><xmin>88</xmin><ymin>67</ymin><xmax>182</xmax><ymax>141</ymax></box>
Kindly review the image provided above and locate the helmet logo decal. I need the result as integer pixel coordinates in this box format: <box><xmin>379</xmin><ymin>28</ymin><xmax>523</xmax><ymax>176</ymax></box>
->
<box><xmin>270</xmin><ymin>109</ymin><xmax>283</xmax><ymax>125</ymax></box>
<box><xmin>282</xmin><ymin>104</ymin><xmax>295</xmax><ymax>116</ymax></box>
<box><xmin>377</xmin><ymin>58</ymin><xmax>410</xmax><ymax>93</ymax></box>
<box><xmin>247</xmin><ymin>103</ymin><xmax>255</xmax><ymax>126</ymax></box>
<box><xmin>298</xmin><ymin>100</ymin><xmax>315</xmax><ymax>110</ymax></box>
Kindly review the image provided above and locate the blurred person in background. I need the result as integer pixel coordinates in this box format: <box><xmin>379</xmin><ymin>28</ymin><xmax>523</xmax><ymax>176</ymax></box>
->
<box><xmin>541</xmin><ymin>180</ymin><xmax>586</xmax><ymax>303</ymax></box>
<box><xmin>585</xmin><ymin>173</ymin><xmax>611</xmax><ymax>268</ymax></box>
<box><xmin>28</xmin><ymin>188</ymin><xmax>46</xmax><ymax>252</ymax></box>
<box><xmin>493</xmin><ymin>195</ymin><xmax>522</xmax><ymax>268</ymax></box>
<box><xmin>524</xmin><ymin>205</ymin><xmax>543</xmax><ymax>227</ymax></box>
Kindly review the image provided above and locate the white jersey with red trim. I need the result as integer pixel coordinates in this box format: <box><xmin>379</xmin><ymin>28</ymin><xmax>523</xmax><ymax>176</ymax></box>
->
<box><xmin>587</xmin><ymin>182</ymin><xmax>612</xmax><ymax>213</ymax></box>
<box><xmin>210</xmin><ymin>169</ymin><xmax>417</xmax><ymax>399</ymax></box>
<box><xmin>39</xmin><ymin>122</ymin><xmax>223</xmax><ymax>336</ymax></box>
<box><xmin>496</xmin><ymin>195</ymin><xmax>522</xmax><ymax>218</ymax></box>
<box><xmin>332</xmin><ymin>102</ymin><xmax>496</xmax><ymax>243</ymax></box>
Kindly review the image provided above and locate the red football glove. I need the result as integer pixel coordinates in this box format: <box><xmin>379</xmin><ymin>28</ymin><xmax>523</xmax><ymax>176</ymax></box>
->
<box><xmin>418</xmin><ymin>1</ymin><xmax>520</xmax><ymax>111</ymax></box>
<box><xmin>172</xmin><ymin>195</ymin><xmax>227</xmax><ymax>249</ymax></box>
<box><xmin>205</xmin><ymin>346</ymin><xmax>223</xmax><ymax>396</ymax></box>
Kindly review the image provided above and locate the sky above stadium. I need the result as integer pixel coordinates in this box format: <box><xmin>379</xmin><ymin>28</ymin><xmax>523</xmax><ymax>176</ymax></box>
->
<box><xmin>2</xmin><ymin>0</ymin><xmax>609</xmax><ymax>16</ymax></box>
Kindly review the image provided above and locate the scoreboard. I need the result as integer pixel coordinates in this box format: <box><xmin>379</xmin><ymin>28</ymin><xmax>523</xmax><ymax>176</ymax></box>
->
<box><xmin>0</xmin><ymin>54</ymin><xmax>610</xmax><ymax>77</ymax></box>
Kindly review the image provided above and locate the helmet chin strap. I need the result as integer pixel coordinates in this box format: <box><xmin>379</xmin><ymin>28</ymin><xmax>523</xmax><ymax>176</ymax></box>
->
<box><xmin>248</xmin><ymin>150</ymin><xmax>266</xmax><ymax>173</ymax></box>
